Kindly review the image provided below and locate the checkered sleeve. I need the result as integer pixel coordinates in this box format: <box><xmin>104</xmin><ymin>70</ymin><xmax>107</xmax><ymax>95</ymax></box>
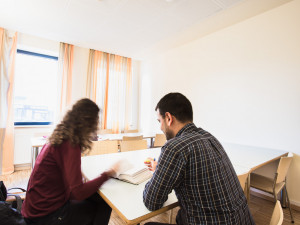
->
<box><xmin>143</xmin><ymin>145</ymin><xmax>185</xmax><ymax>211</ymax></box>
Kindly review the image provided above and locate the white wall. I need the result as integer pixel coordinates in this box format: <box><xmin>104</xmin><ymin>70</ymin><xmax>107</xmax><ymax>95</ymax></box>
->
<box><xmin>140</xmin><ymin>0</ymin><xmax>300</xmax><ymax>205</ymax></box>
<box><xmin>17</xmin><ymin>33</ymin><xmax>59</xmax><ymax>56</ymax></box>
<box><xmin>71</xmin><ymin>46</ymin><xmax>90</xmax><ymax>104</ymax></box>
<box><xmin>14</xmin><ymin>126</ymin><xmax>54</xmax><ymax>165</ymax></box>
<box><xmin>131</xmin><ymin>60</ymin><xmax>140</xmax><ymax>130</ymax></box>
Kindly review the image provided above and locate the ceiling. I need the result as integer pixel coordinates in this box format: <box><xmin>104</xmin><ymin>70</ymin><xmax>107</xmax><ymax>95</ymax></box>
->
<box><xmin>0</xmin><ymin>0</ymin><xmax>292</xmax><ymax>60</ymax></box>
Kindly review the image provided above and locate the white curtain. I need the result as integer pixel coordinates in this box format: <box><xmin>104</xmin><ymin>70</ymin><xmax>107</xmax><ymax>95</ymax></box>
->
<box><xmin>0</xmin><ymin>28</ymin><xmax>18</xmax><ymax>175</ymax></box>
<box><xmin>86</xmin><ymin>50</ymin><xmax>133</xmax><ymax>133</ymax></box>
<box><xmin>57</xmin><ymin>42</ymin><xmax>74</xmax><ymax>121</ymax></box>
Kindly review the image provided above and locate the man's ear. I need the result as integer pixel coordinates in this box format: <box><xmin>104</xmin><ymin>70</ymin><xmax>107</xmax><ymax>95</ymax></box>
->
<box><xmin>165</xmin><ymin>112</ymin><xmax>173</xmax><ymax>126</ymax></box>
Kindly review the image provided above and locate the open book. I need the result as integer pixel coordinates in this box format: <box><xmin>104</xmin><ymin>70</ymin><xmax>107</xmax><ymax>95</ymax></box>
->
<box><xmin>115</xmin><ymin>160</ymin><xmax>153</xmax><ymax>185</ymax></box>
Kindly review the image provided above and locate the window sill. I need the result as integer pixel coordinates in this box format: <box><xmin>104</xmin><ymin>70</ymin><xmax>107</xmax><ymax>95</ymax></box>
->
<box><xmin>14</xmin><ymin>125</ymin><xmax>55</xmax><ymax>129</ymax></box>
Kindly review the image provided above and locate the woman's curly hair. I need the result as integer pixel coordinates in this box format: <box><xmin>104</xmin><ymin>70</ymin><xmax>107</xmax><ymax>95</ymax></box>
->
<box><xmin>49</xmin><ymin>98</ymin><xmax>100</xmax><ymax>152</ymax></box>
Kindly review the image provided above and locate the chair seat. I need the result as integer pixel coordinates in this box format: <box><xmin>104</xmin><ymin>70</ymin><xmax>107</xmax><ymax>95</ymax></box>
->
<box><xmin>251</xmin><ymin>173</ymin><xmax>285</xmax><ymax>195</ymax></box>
<box><xmin>6</xmin><ymin>193</ymin><xmax>26</xmax><ymax>202</ymax></box>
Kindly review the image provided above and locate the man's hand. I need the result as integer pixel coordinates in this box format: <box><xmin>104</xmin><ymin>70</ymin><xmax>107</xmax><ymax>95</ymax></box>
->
<box><xmin>144</xmin><ymin>157</ymin><xmax>157</xmax><ymax>172</ymax></box>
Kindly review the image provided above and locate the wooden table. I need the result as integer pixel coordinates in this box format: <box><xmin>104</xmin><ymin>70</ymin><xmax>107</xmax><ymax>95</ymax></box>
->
<box><xmin>223</xmin><ymin>143</ymin><xmax>288</xmax><ymax>200</ymax></box>
<box><xmin>81</xmin><ymin>144</ymin><xmax>283</xmax><ymax>225</ymax></box>
<box><xmin>31</xmin><ymin>139</ymin><xmax>288</xmax><ymax>224</ymax></box>
<box><xmin>81</xmin><ymin>148</ymin><xmax>178</xmax><ymax>225</ymax></box>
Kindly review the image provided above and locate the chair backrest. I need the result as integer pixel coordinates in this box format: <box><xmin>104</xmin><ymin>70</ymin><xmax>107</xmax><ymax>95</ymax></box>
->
<box><xmin>153</xmin><ymin>134</ymin><xmax>167</xmax><ymax>147</ymax></box>
<box><xmin>120</xmin><ymin>140</ymin><xmax>148</xmax><ymax>152</ymax></box>
<box><xmin>84</xmin><ymin>140</ymin><xmax>119</xmax><ymax>156</ymax></box>
<box><xmin>237</xmin><ymin>172</ymin><xmax>249</xmax><ymax>191</ymax></box>
<box><xmin>124</xmin><ymin>129</ymin><xmax>139</xmax><ymax>133</ymax></box>
<box><xmin>98</xmin><ymin>129</ymin><xmax>113</xmax><ymax>134</ymax></box>
<box><xmin>122</xmin><ymin>135</ymin><xmax>143</xmax><ymax>141</ymax></box>
<box><xmin>270</xmin><ymin>200</ymin><xmax>283</xmax><ymax>225</ymax></box>
<box><xmin>276</xmin><ymin>156</ymin><xmax>293</xmax><ymax>183</ymax></box>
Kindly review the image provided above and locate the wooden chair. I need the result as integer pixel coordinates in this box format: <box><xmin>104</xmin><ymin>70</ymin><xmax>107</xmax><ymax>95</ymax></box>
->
<box><xmin>123</xmin><ymin>129</ymin><xmax>139</xmax><ymax>133</ymax></box>
<box><xmin>237</xmin><ymin>172</ymin><xmax>249</xmax><ymax>193</ymax></box>
<box><xmin>122</xmin><ymin>135</ymin><xmax>143</xmax><ymax>141</ymax></box>
<box><xmin>250</xmin><ymin>156</ymin><xmax>294</xmax><ymax>223</ymax></box>
<box><xmin>98</xmin><ymin>129</ymin><xmax>113</xmax><ymax>134</ymax></box>
<box><xmin>270</xmin><ymin>200</ymin><xmax>284</xmax><ymax>225</ymax></box>
<box><xmin>153</xmin><ymin>134</ymin><xmax>167</xmax><ymax>147</ymax></box>
<box><xmin>120</xmin><ymin>140</ymin><xmax>148</xmax><ymax>152</ymax></box>
<box><xmin>83</xmin><ymin>140</ymin><xmax>119</xmax><ymax>156</ymax></box>
<box><xmin>5</xmin><ymin>187</ymin><xmax>26</xmax><ymax>212</ymax></box>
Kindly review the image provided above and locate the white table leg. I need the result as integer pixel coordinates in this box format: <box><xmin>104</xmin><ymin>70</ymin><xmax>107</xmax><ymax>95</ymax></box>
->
<box><xmin>31</xmin><ymin>146</ymin><xmax>39</xmax><ymax>169</ymax></box>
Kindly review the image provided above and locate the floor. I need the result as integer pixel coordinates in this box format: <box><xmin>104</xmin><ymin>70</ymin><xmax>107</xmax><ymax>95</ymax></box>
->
<box><xmin>1</xmin><ymin>170</ymin><xmax>299</xmax><ymax>224</ymax></box>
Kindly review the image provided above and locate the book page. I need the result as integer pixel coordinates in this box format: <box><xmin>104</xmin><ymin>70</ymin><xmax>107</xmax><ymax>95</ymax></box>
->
<box><xmin>118</xmin><ymin>169</ymin><xmax>152</xmax><ymax>184</ymax></box>
<box><xmin>120</xmin><ymin>165</ymin><xmax>148</xmax><ymax>176</ymax></box>
<box><xmin>115</xmin><ymin>159</ymin><xmax>152</xmax><ymax>184</ymax></box>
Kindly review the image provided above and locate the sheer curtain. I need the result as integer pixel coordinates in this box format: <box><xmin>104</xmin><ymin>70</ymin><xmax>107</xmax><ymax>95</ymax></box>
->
<box><xmin>0</xmin><ymin>28</ymin><xmax>18</xmax><ymax>175</ymax></box>
<box><xmin>86</xmin><ymin>50</ymin><xmax>133</xmax><ymax>133</ymax></box>
<box><xmin>58</xmin><ymin>43</ymin><xmax>74</xmax><ymax>118</ymax></box>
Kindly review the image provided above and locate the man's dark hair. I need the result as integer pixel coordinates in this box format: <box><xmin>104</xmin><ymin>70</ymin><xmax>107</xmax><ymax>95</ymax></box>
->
<box><xmin>155</xmin><ymin>92</ymin><xmax>193</xmax><ymax>123</ymax></box>
<box><xmin>0</xmin><ymin>202</ymin><xmax>26</xmax><ymax>225</ymax></box>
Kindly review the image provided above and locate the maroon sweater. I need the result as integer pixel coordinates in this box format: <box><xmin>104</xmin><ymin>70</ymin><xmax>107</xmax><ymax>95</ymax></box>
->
<box><xmin>22</xmin><ymin>140</ymin><xmax>109</xmax><ymax>218</ymax></box>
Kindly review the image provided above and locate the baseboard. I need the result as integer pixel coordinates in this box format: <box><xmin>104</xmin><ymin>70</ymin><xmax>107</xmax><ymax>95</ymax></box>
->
<box><xmin>250</xmin><ymin>188</ymin><xmax>300</xmax><ymax>212</ymax></box>
<box><xmin>14</xmin><ymin>163</ymin><xmax>31</xmax><ymax>171</ymax></box>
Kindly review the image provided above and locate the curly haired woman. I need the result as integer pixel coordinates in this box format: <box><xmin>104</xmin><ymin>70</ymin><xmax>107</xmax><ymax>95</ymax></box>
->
<box><xmin>22</xmin><ymin>98</ymin><xmax>120</xmax><ymax>225</ymax></box>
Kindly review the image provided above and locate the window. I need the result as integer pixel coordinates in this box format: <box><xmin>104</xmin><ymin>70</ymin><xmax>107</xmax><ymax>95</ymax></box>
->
<box><xmin>14</xmin><ymin>49</ymin><xmax>59</xmax><ymax>125</ymax></box>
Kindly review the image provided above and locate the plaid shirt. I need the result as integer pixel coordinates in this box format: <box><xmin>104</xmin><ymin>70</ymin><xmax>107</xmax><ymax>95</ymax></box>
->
<box><xmin>143</xmin><ymin>123</ymin><xmax>255</xmax><ymax>225</ymax></box>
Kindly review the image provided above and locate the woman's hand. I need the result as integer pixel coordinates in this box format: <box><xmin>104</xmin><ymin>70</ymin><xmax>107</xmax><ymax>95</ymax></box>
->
<box><xmin>106</xmin><ymin>169</ymin><xmax>117</xmax><ymax>178</ymax></box>
<box><xmin>106</xmin><ymin>158</ymin><xmax>132</xmax><ymax>178</ymax></box>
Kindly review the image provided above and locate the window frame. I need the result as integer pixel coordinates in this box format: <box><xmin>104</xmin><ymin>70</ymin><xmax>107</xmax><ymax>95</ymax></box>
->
<box><xmin>14</xmin><ymin>49</ymin><xmax>59</xmax><ymax>126</ymax></box>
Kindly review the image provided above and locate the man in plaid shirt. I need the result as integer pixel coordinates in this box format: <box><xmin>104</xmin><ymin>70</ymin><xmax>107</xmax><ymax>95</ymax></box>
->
<box><xmin>143</xmin><ymin>93</ymin><xmax>255</xmax><ymax>225</ymax></box>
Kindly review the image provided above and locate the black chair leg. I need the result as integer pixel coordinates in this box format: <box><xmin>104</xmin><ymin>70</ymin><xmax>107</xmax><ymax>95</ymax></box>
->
<box><xmin>285</xmin><ymin>186</ymin><xmax>294</xmax><ymax>223</ymax></box>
